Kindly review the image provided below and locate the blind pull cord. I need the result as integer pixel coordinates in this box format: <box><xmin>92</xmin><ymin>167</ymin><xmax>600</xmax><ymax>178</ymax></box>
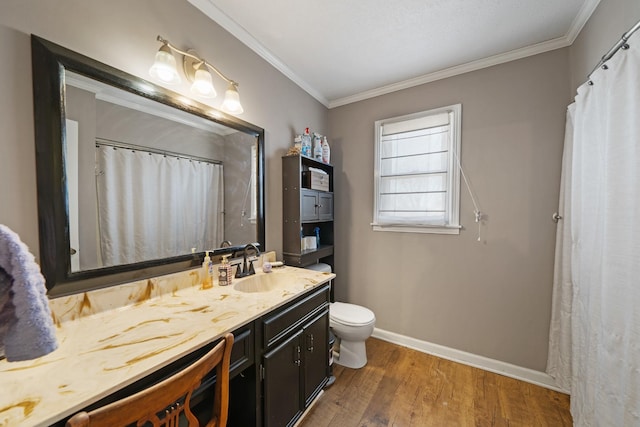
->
<box><xmin>452</xmin><ymin>148</ymin><xmax>484</xmax><ymax>242</ymax></box>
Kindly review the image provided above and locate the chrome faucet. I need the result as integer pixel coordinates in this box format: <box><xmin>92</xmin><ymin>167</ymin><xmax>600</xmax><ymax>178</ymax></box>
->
<box><xmin>219</xmin><ymin>240</ymin><xmax>232</xmax><ymax>248</ymax></box>
<box><xmin>235</xmin><ymin>243</ymin><xmax>260</xmax><ymax>278</ymax></box>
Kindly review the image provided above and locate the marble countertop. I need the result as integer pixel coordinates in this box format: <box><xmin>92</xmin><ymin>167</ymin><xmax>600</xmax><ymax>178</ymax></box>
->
<box><xmin>0</xmin><ymin>262</ymin><xmax>334</xmax><ymax>427</ymax></box>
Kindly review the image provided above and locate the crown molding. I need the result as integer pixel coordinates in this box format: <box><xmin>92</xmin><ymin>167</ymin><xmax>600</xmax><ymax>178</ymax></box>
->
<box><xmin>566</xmin><ymin>0</ymin><xmax>602</xmax><ymax>43</ymax></box>
<box><xmin>191</xmin><ymin>0</ymin><xmax>601</xmax><ymax>109</ymax></box>
<box><xmin>329</xmin><ymin>36</ymin><xmax>572</xmax><ymax>108</ymax></box>
<box><xmin>188</xmin><ymin>0</ymin><xmax>330</xmax><ymax>107</ymax></box>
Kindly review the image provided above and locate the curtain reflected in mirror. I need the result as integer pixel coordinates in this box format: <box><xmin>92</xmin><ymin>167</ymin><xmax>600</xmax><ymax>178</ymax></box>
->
<box><xmin>95</xmin><ymin>146</ymin><xmax>224</xmax><ymax>268</ymax></box>
<box><xmin>64</xmin><ymin>71</ymin><xmax>257</xmax><ymax>272</ymax></box>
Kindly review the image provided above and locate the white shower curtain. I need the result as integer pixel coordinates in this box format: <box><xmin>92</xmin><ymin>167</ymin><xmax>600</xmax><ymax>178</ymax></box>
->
<box><xmin>547</xmin><ymin>32</ymin><xmax>640</xmax><ymax>426</ymax></box>
<box><xmin>546</xmin><ymin>104</ymin><xmax>574</xmax><ymax>393</ymax></box>
<box><xmin>96</xmin><ymin>146</ymin><xmax>224</xmax><ymax>267</ymax></box>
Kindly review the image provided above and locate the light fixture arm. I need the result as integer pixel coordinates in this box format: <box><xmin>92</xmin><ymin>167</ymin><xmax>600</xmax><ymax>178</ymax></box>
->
<box><xmin>156</xmin><ymin>35</ymin><xmax>238</xmax><ymax>87</ymax></box>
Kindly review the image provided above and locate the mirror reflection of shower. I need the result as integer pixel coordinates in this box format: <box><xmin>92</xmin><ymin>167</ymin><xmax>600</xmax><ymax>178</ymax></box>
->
<box><xmin>240</xmin><ymin>145</ymin><xmax>258</xmax><ymax>228</ymax></box>
<box><xmin>63</xmin><ymin>70</ymin><xmax>257</xmax><ymax>272</ymax></box>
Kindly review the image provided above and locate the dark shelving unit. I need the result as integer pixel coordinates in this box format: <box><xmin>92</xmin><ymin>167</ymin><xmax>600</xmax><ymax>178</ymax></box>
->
<box><xmin>282</xmin><ymin>155</ymin><xmax>334</xmax><ymax>272</ymax></box>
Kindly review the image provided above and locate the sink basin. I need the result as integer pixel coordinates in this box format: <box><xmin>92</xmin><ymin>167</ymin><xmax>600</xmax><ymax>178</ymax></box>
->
<box><xmin>233</xmin><ymin>272</ymin><xmax>297</xmax><ymax>293</ymax></box>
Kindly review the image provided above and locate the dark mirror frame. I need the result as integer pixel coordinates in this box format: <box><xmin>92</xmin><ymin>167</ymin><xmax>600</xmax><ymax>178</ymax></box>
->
<box><xmin>31</xmin><ymin>35</ymin><xmax>265</xmax><ymax>297</ymax></box>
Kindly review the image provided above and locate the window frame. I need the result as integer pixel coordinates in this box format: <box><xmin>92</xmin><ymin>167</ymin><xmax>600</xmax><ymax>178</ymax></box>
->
<box><xmin>372</xmin><ymin>103</ymin><xmax>462</xmax><ymax>234</ymax></box>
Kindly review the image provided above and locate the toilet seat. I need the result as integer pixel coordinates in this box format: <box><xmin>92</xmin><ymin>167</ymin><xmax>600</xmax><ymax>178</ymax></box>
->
<box><xmin>330</xmin><ymin>302</ymin><xmax>375</xmax><ymax>327</ymax></box>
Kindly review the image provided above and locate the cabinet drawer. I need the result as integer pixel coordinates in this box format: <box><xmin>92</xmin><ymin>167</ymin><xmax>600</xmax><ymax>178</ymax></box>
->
<box><xmin>229</xmin><ymin>322</ymin><xmax>254</xmax><ymax>377</ymax></box>
<box><xmin>302</xmin><ymin>171</ymin><xmax>330</xmax><ymax>191</ymax></box>
<box><xmin>262</xmin><ymin>285</ymin><xmax>330</xmax><ymax>348</ymax></box>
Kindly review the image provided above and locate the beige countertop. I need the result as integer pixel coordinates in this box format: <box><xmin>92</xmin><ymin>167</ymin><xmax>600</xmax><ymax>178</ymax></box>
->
<box><xmin>0</xmin><ymin>262</ymin><xmax>334</xmax><ymax>427</ymax></box>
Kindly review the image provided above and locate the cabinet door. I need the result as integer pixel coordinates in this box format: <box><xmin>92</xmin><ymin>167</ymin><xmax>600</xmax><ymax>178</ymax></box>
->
<box><xmin>263</xmin><ymin>331</ymin><xmax>303</xmax><ymax>427</ymax></box>
<box><xmin>300</xmin><ymin>189</ymin><xmax>319</xmax><ymax>222</ymax></box>
<box><xmin>303</xmin><ymin>310</ymin><xmax>330</xmax><ymax>405</ymax></box>
<box><xmin>317</xmin><ymin>192</ymin><xmax>333</xmax><ymax>221</ymax></box>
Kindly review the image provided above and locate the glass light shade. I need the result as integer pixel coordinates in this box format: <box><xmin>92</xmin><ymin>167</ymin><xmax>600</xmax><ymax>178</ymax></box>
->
<box><xmin>149</xmin><ymin>45</ymin><xmax>181</xmax><ymax>85</ymax></box>
<box><xmin>190</xmin><ymin>66</ymin><xmax>217</xmax><ymax>98</ymax></box>
<box><xmin>221</xmin><ymin>83</ymin><xmax>244</xmax><ymax>115</ymax></box>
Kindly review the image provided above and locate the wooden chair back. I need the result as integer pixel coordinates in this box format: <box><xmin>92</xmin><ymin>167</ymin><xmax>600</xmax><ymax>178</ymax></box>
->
<box><xmin>66</xmin><ymin>333</ymin><xmax>234</xmax><ymax>427</ymax></box>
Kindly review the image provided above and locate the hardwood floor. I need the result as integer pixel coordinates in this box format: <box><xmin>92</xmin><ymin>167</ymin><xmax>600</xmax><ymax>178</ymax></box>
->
<box><xmin>300</xmin><ymin>338</ymin><xmax>571</xmax><ymax>427</ymax></box>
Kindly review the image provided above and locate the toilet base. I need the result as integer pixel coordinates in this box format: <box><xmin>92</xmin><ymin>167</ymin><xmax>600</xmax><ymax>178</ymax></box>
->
<box><xmin>334</xmin><ymin>339</ymin><xmax>367</xmax><ymax>369</ymax></box>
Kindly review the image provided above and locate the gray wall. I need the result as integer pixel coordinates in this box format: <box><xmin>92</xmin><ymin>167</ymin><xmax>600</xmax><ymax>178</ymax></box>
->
<box><xmin>0</xmin><ymin>0</ymin><xmax>327</xmax><ymax>261</ymax></box>
<box><xmin>326</xmin><ymin>0</ymin><xmax>640</xmax><ymax>372</ymax></box>
<box><xmin>329</xmin><ymin>49</ymin><xmax>572</xmax><ymax>371</ymax></box>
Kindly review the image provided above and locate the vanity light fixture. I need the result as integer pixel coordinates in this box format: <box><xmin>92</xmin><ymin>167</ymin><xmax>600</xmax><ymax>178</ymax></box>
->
<box><xmin>149</xmin><ymin>35</ymin><xmax>244</xmax><ymax>114</ymax></box>
<box><xmin>149</xmin><ymin>44</ymin><xmax>181</xmax><ymax>85</ymax></box>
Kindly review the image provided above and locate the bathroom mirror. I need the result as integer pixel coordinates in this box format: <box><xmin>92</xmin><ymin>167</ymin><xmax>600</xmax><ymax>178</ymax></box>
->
<box><xmin>31</xmin><ymin>35</ymin><xmax>265</xmax><ymax>297</ymax></box>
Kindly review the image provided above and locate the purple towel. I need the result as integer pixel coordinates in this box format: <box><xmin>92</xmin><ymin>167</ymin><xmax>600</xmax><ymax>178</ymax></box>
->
<box><xmin>0</xmin><ymin>224</ymin><xmax>58</xmax><ymax>362</ymax></box>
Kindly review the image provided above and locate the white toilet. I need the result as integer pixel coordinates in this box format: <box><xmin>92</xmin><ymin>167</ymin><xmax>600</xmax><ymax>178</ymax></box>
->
<box><xmin>306</xmin><ymin>264</ymin><xmax>376</xmax><ymax>369</ymax></box>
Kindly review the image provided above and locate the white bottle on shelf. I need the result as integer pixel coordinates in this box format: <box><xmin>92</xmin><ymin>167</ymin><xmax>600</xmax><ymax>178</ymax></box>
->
<box><xmin>321</xmin><ymin>136</ymin><xmax>330</xmax><ymax>164</ymax></box>
<box><xmin>301</xmin><ymin>128</ymin><xmax>312</xmax><ymax>157</ymax></box>
<box><xmin>313</xmin><ymin>133</ymin><xmax>323</xmax><ymax>161</ymax></box>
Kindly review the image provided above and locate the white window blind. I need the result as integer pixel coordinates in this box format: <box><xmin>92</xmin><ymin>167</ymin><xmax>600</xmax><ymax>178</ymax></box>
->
<box><xmin>373</xmin><ymin>104</ymin><xmax>461</xmax><ymax>234</ymax></box>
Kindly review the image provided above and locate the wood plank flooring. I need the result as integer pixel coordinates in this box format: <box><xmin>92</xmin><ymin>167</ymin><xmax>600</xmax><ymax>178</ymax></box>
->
<box><xmin>300</xmin><ymin>338</ymin><xmax>571</xmax><ymax>427</ymax></box>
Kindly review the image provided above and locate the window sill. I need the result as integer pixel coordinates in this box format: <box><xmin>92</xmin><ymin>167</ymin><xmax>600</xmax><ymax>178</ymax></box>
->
<box><xmin>371</xmin><ymin>223</ymin><xmax>461</xmax><ymax>235</ymax></box>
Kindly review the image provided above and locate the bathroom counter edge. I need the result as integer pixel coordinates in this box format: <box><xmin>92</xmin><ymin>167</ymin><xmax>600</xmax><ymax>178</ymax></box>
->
<box><xmin>0</xmin><ymin>266</ymin><xmax>335</xmax><ymax>427</ymax></box>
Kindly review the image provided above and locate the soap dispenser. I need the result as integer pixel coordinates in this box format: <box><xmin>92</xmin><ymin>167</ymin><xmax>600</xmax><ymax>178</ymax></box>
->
<box><xmin>218</xmin><ymin>254</ymin><xmax>233</xmax><ymax>286</ymax></box>
<box><xmin>202</xmin><ymin>251</ymin><xmax>213</xmax><ymax>289</ymax></box>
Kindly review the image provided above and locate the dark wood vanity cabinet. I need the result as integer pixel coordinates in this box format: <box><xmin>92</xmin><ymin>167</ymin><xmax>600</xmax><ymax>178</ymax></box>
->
<box><xmin>302</xmin><ymin>311</ymin><xmax>330</xmax><ymax>406</ymax></box>
<box><xmin>263</xmin><ymin>330</ymin><xmax>304</xmax><ymax>426</ymax></box>
<box><xmin>53</xmin><ymin>284</ymin><xmax>330</xmax><ymax>427</ymax></box>
<box><xmin>261</xmin><ymin>284</ymin><xmax>330</xmax><ymax>427</ymax></box>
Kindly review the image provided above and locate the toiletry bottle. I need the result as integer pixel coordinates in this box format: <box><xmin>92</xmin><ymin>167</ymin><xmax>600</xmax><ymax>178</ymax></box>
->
<box><xmin>314</xmin><ymin>226</ymin><xmax>321</xmax><ymax>248</ymax></box>
<box><xmin>321</xmin><ymin>136</ymin><xmax>331</xmax><ymax>164</ymax></box>
<box><xmin>207</xmin><ymin>253</ymin><xmax>215</xmax><ymax>286</ymax></box>
<box><xmin>313</xmin><ymin>133</ymin><xmax>323</xmax><ymax>161</ymax></box>
<box><xmin>218</xmin><ymin>254</ymin><xmax>233</xmax><ymax>286</ymax></box>
<box><xmin>202</xmin><ymin>251</ymin><xmax>213</xmax><ymax>289</ymax></box>
<box><xmin>301</xmin><ymin>128</ymin><xmax>312</xmax><ymax>157</ymax></box>
<box><xmin>262</xmin><ymin>260</ymin><xmax>272</xmax><ymax>273</ymax></box>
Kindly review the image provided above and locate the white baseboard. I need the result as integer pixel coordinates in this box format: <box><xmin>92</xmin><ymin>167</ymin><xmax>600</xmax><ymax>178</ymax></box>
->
<box><xmin>371</xmin><ymin>328</ymin><xmax>569</xmax><ymax>394</ymax></box>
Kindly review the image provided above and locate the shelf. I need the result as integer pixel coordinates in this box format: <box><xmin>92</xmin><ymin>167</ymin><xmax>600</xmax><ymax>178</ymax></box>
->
<box><xmin>282</xmin><ymin>245</ymin><xmax>334</xmax><ymax>267</ymax></box>
<box><xmin>298</xmin><ymin>154</ymin><xmax>333</xmax><ymax>168</ymax></box>
<box><xmin>282</xmin><ymin>154</ymin><xmax>334</xmax><ymax>271</ymax></box>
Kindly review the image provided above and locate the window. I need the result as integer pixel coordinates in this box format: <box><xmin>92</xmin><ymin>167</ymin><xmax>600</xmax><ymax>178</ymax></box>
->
<box><xmin>373</xmin><ymin>104</ymin><xmax>461</xmax><ymax>234</ymax></box>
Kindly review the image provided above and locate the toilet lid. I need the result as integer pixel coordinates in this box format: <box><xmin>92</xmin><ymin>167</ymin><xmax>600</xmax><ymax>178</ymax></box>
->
<box><xmin>330</xmin><ymin>302</ymin><xmax>375</xmax><ymax>326</ymax></box>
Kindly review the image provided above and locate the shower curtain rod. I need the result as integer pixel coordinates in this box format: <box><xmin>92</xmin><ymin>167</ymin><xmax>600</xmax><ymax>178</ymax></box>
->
<box><xmin>587</xmin><ymin>19</ymin><xmax>640</xmax><ymax>81</ymax></box>
<box><xmin>95</xmin><ymin>138</ymin><xmax>223</xmax><ymax>165</ymax></box>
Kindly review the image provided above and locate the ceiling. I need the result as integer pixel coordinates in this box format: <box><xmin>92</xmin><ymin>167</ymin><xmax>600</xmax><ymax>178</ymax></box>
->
<box><xmin>189</xmin><ymin>0</ymin><xmax>600</xmax><ymax>108</ymax></box>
